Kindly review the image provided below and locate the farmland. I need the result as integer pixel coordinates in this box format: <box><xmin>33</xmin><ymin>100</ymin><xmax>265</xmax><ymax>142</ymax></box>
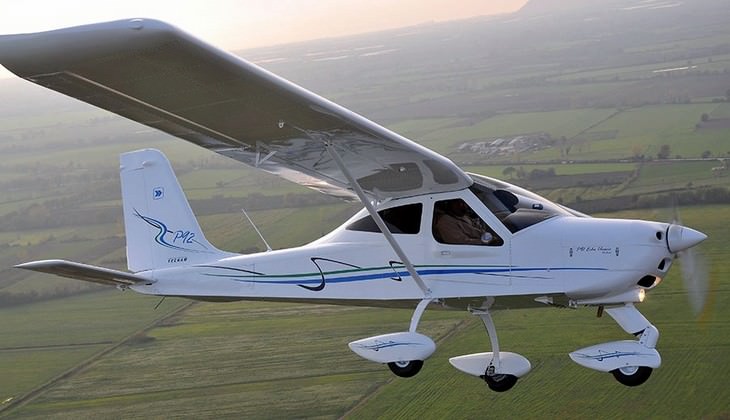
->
<box><xmin>2</xmin><ymin>206</ymin><xmax>728</xmax><ymax>418</ymax></box>
<box><xmin>1</xmin><ymin>0</ymin><xmax>730</xmax><ymax>418</ymax></box>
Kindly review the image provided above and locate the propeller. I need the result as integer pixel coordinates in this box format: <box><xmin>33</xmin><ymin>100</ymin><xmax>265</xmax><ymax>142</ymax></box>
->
<box><xmin>668</xmin><ymin>205</ymin><xmax>710</xmax><ymax>317</ymax></box>
<box><xmin>678</xmin><ymin>246</ymin><xmax>709</xmax><ymax>316</ymax></box>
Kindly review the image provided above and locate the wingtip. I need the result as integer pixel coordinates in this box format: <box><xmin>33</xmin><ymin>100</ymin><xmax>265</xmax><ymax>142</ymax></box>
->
<box><xmin>14</xmin><ymin>259</ymin><xmax>66</xmax><ymax>270</ymax></box>
<box><xmin>0</xmin><ymin>18</ymin><xmax>173</xmax><ymax>38</ymax></box>
<box><xmin>0</xmin><ymin>18</ymin><xmax>181</xmax><ymax>77</ymax></box>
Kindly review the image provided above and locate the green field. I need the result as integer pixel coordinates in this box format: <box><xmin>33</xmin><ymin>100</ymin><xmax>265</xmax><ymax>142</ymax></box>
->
<box><xmin>623</xmin><ymin>160</ymin><xmax>723</xmax><ymax>195</ymax></box>
<box><xmin>547</xmin><ymin>54</ymin><xmax>730</xmax><ymax>83</ymax></box>
<box><xmin>0</xmin><ymin>292</ymin><xmax>186</xmax><ymax>401</ymax></box>
<box><xmin>401</xmin><ymin>103</ymin><xmax>730</xmax><ymax>164</ymax></box>
<box><xmin>198</xmin><ymin>204</ymin><xmax>357</xmax><ymax>252</ymax></box>
<box><xmin>418</xmin><ymin>109</ymin><xmax>618</xmax><ymax>153</ymax></box>
<box><xmin>2</xmin><ymin>4</ymin><xmax>730</xmax><ymax>417</ymax></box>
<box><xmin>3</xmin><ymin>298</ymin><xmax>465</xmax><ymax>418</ymax></box>
<box><xmin>463</xmin><ymin>162</ymin><xmax>637</xmax><ymax>179</ymax></box>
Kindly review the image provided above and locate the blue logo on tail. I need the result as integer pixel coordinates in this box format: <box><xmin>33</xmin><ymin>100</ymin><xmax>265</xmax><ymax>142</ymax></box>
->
<box><xmin>153</xmin><ymin>187</ymin><xmax>164</xmax><ymax>200</ymax></box>
<box><xmin>133</xmin><ymin>209</ymin><xmax>211</xmax><ymax>253</ymax></box>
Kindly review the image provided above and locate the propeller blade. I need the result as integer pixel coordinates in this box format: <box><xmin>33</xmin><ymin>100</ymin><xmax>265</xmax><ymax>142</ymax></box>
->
<box><xmin>677</xmin><ymin>247</ymin><xmax>709</xmax><ymax>316</ymax></box>
<box><xmin>669</xmin><ymin>201</ymin><xmax>710</xmax><ymax>317</ymax></box>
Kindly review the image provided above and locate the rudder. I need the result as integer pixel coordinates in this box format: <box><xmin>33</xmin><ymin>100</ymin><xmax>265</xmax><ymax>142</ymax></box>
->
<box><xmin>120</xmin><ymin>149</ymin><xmax>232</xmax><ymax>272</ymax></box>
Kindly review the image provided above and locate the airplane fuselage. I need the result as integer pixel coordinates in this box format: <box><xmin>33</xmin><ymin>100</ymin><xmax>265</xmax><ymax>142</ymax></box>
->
<box><xmin>132</xmin><ymin>188</ymin><xmax>675</xmax><ymax>311</ymax></box>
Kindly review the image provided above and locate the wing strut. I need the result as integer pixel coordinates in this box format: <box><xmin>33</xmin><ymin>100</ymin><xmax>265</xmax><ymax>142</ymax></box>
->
<box><xmin>326</xmin><ymin>144</ymin><xmax>432</xmax><ymax>297</ymax></box>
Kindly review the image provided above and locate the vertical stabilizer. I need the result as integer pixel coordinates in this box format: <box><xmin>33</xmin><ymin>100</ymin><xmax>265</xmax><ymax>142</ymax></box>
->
<box><xmin>120</xmin><ymin>149</ymin><xmax>232</xmax><ymax>272</ymax></box>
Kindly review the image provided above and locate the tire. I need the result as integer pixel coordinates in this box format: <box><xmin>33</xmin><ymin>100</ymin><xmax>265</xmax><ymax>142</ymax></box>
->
<box><xmin>483</xmin><ymin>374</ymin><xmax>518</xmax><ymax>392</ymax></box>
<box><xmin>387</xmin><ymin>360</ymin><xmax>423</xmax><ymax>378</ymax></box>
<box><xmin>611</xmin><ymin>366</ymin><xmax>653</xmax><ymax>387</ymax></box>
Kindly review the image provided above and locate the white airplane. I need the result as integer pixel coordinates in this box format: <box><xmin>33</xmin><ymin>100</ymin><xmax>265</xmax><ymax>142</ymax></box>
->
<box><xmin>1</xmin><ymin>19</ymin><xmax>708</xmax><ymax>392</ymax></box>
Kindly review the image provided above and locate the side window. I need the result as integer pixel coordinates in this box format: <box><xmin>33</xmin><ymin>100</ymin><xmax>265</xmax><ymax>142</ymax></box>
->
<box><xmin>346</xmin><ymin>203</ymin><xmax>422</xmax><ymax>234</ymax></box>
<box><xmin>432</xmin><ymin>199</ymin><xmax>503</xmax><ymax>246</ymax></box>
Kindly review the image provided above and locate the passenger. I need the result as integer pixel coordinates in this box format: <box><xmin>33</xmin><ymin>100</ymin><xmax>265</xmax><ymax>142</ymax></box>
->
<box><xmin>434</xmin><ymin>199</ymin><xmax>494</xmax><ymax>245</ymax></box>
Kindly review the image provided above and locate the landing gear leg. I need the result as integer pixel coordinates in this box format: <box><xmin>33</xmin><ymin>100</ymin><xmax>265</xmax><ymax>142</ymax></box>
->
<box><xmin>477</xmin><ymin>310</ymin><xmax>518</xmax><ymax>392</ymax></box>
<box><xmin>409</xmin><ymin>298</ymin><xmax>432</xmax><ymax>333</ymax></box>
<box><xmin>606</xmin><ymin>304</ymin><xmax>658</xmax><ymax>387</ymax></box>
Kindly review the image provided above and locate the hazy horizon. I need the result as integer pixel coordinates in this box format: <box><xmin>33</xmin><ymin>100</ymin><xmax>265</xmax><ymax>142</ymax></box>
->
<box><xmin>0</xmin><ymin>0</ymin><xmax>526</xmax><ymax>79</ymax></box>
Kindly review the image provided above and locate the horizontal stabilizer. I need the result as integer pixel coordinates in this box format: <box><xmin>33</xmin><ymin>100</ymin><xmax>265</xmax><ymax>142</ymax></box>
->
<box><xmin>15</xmin><ymin>259</ymin><xmax>154</xmax><ymax>287</ymax></box>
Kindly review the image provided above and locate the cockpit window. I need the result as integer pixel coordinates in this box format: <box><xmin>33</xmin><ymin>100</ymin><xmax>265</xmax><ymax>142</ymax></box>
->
<box><xmin>469</xmin><ymin>173</ymin><xmax>573</xmax><ymax>233</ymax></box>
<box><xmin>346</xmin><ymin>203</ymin><xmax>422</xmax><ymax>234</ymax></box>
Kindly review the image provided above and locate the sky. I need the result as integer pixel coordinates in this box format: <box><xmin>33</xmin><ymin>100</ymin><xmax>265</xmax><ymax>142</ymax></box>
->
<box><xmin>0</xmin><ymin>0</ymin><xmax>526</xmax><ymax>50</ymax></box>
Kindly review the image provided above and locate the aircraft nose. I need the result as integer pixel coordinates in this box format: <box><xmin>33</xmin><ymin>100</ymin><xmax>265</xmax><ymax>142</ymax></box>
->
<box><xmin>666</xmin><ymin>224</ymin><xmax>707</xmax><ymax>253</ymax></box>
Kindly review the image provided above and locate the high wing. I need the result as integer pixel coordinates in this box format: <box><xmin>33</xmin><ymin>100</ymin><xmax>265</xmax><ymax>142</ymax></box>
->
<box><xmin>0</xmin><ymin>19</ymin><xmax>471</xmax><ymax>200</ymax></box>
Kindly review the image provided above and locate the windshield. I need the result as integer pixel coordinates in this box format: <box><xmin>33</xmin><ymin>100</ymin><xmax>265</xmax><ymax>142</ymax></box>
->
<box><xmin>468</xmin><ymin>173</ymin><xmax>574</xmax><ymax>233</ymax></box>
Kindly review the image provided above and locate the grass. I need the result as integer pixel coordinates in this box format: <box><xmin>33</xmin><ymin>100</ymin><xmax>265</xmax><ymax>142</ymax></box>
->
<box><xmin>406</xmin><ymin>104</ymin><xmax>730</xmax><ymax>163</ymax></box>
<box><xmin>570</xmin><ymin>104</ymin><xmax>722</xmax><ymax>160</ymax></box>
<box><xmin>0</xmin><ymin>109</ymin><xmax>105</xmax><ymax>132</ymax></box>
<box><xmin>463</xmin><ymin>162</ymin><xmax>637</xmax><ymax>179</ymax></box>
<box><xmin>0</xmin><ymin>291</ymin><xmax>186</xmax><ymax>400</ymax></box>
<box><xmin>710</xmin><ymin>102</ymin><xmax>730</xmax><ymax>119</ymax></box>
<box><xmin>178</xmin><ymin>168</ymin><xmax>310</xmax><ymax>200</ymax></box>
<box><xmin>547</xmin><ymin>54</ymin><xmax>730</xmax><ymax>83</ymax></box>
<box><xmin>0</xmin><ymin>224</ymin><xmax>119</xmax><ymax>247</ymax></box>
<box><xmin>10</xmin><ymin>301</ymin><xmax>464</xmax><ymax>418</ymax></box>
<box><xmin>198</xmin><ymin>203</ymin><xmax>357</xmax><ymax>253</ymax></box>
<box><xmin>622</xmin><ymin>160</ymin><xmax>724</xmax><ymax>195</ymax></box>
<box><xmin>387</xmin><ymin>118</ymin><xmax>468</xmax><ymax>138</ymax></box>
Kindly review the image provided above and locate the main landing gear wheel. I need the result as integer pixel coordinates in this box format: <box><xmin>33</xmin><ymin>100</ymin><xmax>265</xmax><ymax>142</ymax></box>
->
<box><xmin>611</xmin><ymin>366</ymin><xmax>653</xmax><ymax>387</ymax></box>
<box><xmin>388</xmin><ymin>360</ymin><xmax>423</xmax><ymax>378</ymax></box>
<box><xmin>482</xmin><ymin>374</ymin><xmax>518</xmax><ymax>392</ymax></box>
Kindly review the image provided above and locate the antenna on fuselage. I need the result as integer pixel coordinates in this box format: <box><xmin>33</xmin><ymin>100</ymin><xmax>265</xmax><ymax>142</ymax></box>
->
<box><xmin>241</xmin><ymin>208</ymin><xmax>272</xmax><ymax>252</ymax></box>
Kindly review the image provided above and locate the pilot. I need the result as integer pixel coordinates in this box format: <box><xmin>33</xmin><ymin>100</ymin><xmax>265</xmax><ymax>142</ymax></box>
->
<box><xmin>434</xmin><ymin>199</ymin><xmax>495</xmax><ymax>245</ymax></box>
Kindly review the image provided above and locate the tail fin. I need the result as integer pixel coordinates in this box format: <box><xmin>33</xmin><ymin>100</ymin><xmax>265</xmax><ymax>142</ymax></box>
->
<box><xmin>120</xmin><ymin>149</ymin><xmax>232</xmax><ymax>272</ymax></box>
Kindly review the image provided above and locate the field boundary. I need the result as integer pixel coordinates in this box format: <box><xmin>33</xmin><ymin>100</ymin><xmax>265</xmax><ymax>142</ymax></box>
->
<box><xmin>0</xmin><ymin>300</ymin><xmax>195</xmax><ymax>417</ymax></box>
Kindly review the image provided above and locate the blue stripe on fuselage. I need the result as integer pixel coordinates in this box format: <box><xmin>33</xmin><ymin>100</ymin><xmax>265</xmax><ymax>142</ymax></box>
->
<box><xmin>206</xmin><ymin>266</ymin><xmax>606</xmax><ymax>286</ymax></box>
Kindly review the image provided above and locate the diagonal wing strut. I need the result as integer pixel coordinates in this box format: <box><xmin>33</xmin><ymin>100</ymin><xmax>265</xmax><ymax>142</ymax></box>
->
<box><xmin>326</xmin><ymin>143</ymin><xmax>431</xmax><ymax>297</ymax></box>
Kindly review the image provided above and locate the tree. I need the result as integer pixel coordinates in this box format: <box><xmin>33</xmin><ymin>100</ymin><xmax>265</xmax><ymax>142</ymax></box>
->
<box><xmin>631</xmin><ymin>145</ymin><xmax>644</xmax><ymax>160</ymax></box>
<box><xmin>502</xmin><ymin>166</ymin><xmax>516</xmax><ymax>179</ymax></box>
<box><xmin>657</xmin><ymin>144</ymin><xmax>671</xmax><ymax>160</ymax></box>
<box><xmin>516</xmin><ymin>167</ymin><xmax>527</xmax><ymax>179</ymax></box>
